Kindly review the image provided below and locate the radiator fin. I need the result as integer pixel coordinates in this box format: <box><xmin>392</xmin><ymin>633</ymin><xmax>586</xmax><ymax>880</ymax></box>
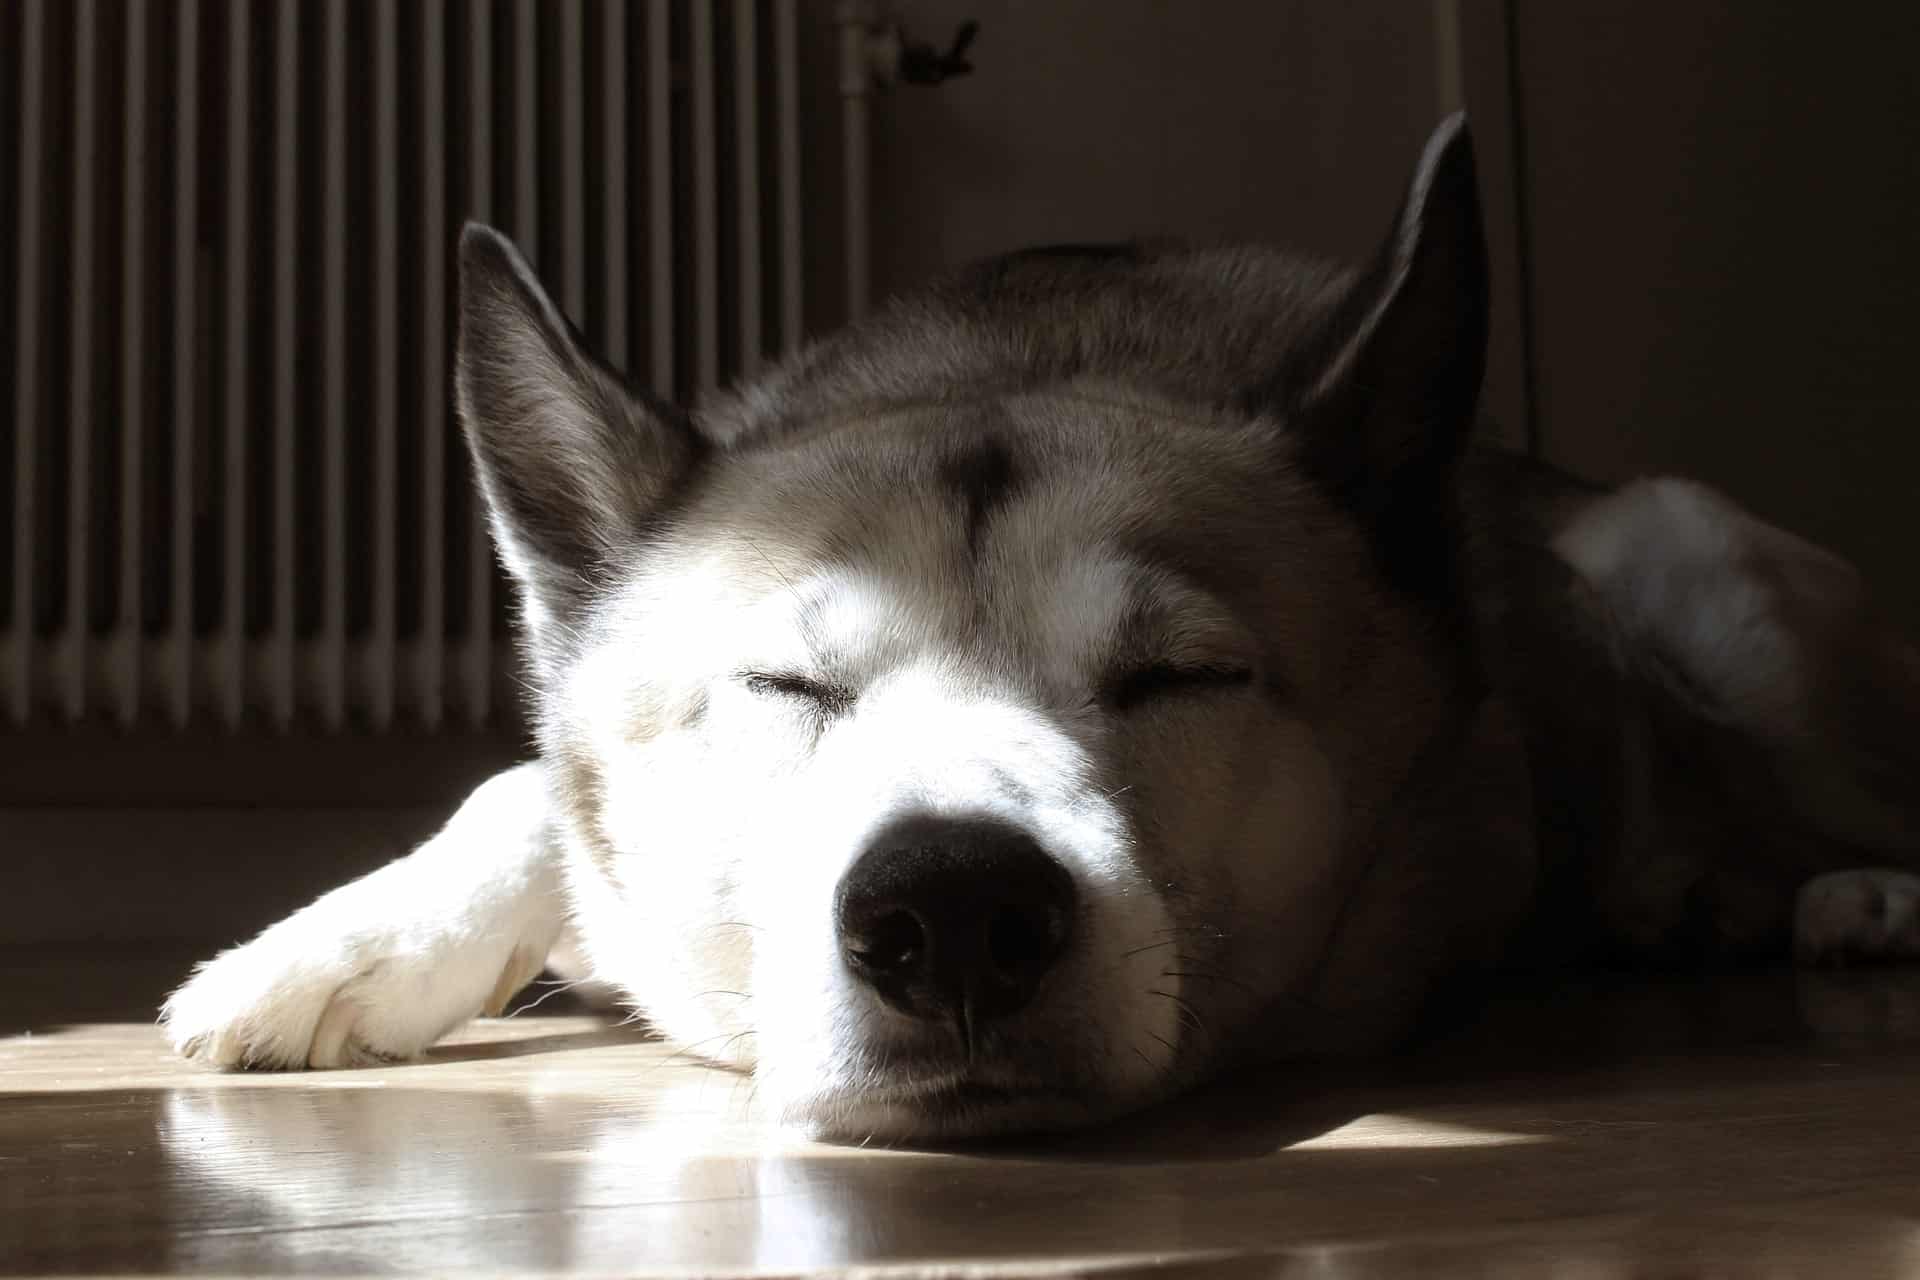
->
<box><xmin>1</xmin><ymin>0</ymin><xmax>805</xmax><ymax>730</ymax></box>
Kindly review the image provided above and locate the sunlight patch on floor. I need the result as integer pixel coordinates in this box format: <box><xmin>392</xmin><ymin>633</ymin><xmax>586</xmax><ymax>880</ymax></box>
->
<box><xmin>1288</xmin><ymin>1113</ymin><xmax>1549</xmax><ymax>1150</ymax></box>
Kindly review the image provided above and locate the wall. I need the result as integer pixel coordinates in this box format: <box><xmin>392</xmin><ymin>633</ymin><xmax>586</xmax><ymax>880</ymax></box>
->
<box><xmin>1510</xmin><ymin>4</ymin><xmax>1920</xmax><ymax>630</ymax></box>
<box><xmin>803</xmin><ymin>0</ymin><xmax>1529</xmax><ymax>443</ymax></box>
<box><xmin>862</xmin><ymin>1</ymin><xmax>1442</xmax><ymax>292</ymax></box>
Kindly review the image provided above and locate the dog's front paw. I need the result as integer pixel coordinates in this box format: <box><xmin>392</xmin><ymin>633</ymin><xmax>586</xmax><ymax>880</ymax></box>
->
<box><xmin>162</xmin><ymin>764</ymin><xmax>565</xmax><ymax>1070</ymax></box>
<box><xmin>1794</xmin><ymin>869</ymin><xmax>1920</xmax><ymax>965</ymax></box>
<box><xmin>163</xmin><ymin>923</ymin><xmax>548</xmax><ymax>1070</ymax></box>
<box><xmin>162</xmin><ymin>934</ymin><xmax>409</xmax><ymax>1069</ymax></box>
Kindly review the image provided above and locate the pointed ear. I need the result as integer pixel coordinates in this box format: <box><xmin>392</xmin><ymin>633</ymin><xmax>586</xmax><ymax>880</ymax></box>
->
<box><xmin>456</xmin><ymin>222</ymin><xmax>703</xmax><ymax>643</ymax></box>
<box><xmin>1287</xmin><ymin>113</ymin><xmax>1490</xmax><ymax>522</ymax></box>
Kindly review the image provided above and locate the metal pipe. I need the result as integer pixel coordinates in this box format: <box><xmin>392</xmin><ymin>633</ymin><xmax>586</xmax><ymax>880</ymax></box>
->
<box><xmin>836</xmin><ymin>0</ymin><xmax>874</xmax><ymax>322</ymax></box>
<box><xmin>775</xmin><ymin>0</ymin><xmax>803</xmax><ymax>351</ymax></box>
<box><xmin>115</xmin><ymin>0</ymin><xmax>151</xmax><ymax>724</ymax></box>
<box><xmin>9</xmin><ymin>0</ymin><xmax>47</xmax><ymax>724</ymax></box>
<box><xmin>168</xmin><ymin>0</ymin><xmax>201</xmax><ymax>727</ymax></box>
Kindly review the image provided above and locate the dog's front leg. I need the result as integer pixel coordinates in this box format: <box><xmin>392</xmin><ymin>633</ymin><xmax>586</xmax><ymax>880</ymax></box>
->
<box><xmin>162</xmin><ymin>763</ymin><xmax>567</xmax><ymax>1069</ymax></box>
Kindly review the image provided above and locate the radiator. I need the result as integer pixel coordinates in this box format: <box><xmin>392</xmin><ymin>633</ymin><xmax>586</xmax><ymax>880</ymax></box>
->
<box><xmin>2</xmin><ymin>0</ymin><xmax>805</xmax><ymax>734</ymax></box>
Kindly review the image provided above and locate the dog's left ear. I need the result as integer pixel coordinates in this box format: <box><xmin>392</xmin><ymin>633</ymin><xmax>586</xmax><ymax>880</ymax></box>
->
<box><xmin>1272</xmin><ymin>113</ymin><xmax>1490</xmax><ymax>531</ymax></box>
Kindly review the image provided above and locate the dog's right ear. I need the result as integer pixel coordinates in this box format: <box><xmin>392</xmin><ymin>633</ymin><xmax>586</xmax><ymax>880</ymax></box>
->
<box><xmin>456</xmin><ymin>223</ymin><xmax>703</xmax><ymax>644</ymax></box>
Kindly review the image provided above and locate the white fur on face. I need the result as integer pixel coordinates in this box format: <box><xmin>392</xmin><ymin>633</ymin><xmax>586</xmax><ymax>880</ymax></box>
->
<box><xmin>557</xmin><ymin>548</ymin><xmax>1192</xmax><ymax>1138</ymax></box>
<box><xmin>746</xmin><ymin>660</ymin><xmax>1180</xmax><ymax>1137</ymax></box>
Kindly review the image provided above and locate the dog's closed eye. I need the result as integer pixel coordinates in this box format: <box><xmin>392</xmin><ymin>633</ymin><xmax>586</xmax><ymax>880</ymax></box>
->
<box><xmin>1105</xmin><ymin>662</ymin><xmax>1254</xmax><ymax>713</ymax></box>
<box><xmin>741</xmin><ymin>670</ymin><xmax>858</xmax><ymax>717</ymax></box>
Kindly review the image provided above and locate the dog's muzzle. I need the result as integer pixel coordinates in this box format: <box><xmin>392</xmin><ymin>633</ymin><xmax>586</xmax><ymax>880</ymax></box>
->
<box><xmin>834</xmin><ymin>816</ymin><xmax>1076</xmax><ymax>1038</ymax></box>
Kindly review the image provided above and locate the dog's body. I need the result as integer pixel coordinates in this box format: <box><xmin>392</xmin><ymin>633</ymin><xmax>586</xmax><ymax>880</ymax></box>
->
<box><xmin>162</xmin><ymin>118</ymin><xmax>1920</xmax><ymax>1140</ymax></box>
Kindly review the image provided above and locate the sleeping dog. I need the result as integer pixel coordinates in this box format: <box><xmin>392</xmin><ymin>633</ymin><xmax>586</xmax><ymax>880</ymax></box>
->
<box><xmin>162</xmin><ymin>115</ymin><xmax>1920</xmax><ymax>1141</ymax></box>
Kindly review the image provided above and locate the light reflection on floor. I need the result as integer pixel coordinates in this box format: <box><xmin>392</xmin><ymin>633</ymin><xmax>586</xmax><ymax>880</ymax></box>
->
<box><xmin>6</xmin><ymin>965</ymin><xmax>1920</xmax><ymax>1274</ymax></box>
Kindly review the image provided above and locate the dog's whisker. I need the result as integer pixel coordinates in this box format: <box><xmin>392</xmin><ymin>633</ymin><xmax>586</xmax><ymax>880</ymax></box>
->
<box><xmin>504</xmin><ymin>977</ymin><xmax>590</xmax><ymax>1017</ymax></box>
<box><xmin>744</xmin><ymin>535</ymin><xmax>804</xmax><ymax>603</ymax></box>
<box><xmin>1161</xmin><ymin>968</ymin><xmax>1258</xmax><ymax>996</ymax></box>
<box><xmin>1147</xmin><ymin>988</ymin><xmax>1207</xmax><ymax>1037</ymax></box>
<box><xmin>653</xmin><ymin>1027</ymin><xmax>757</xmax><ymax>1070</ymax></box>
<box><xmin>712</xmin><ymin>1029</ymin><xmax>758</xmax><ymax>1070</ymax></box>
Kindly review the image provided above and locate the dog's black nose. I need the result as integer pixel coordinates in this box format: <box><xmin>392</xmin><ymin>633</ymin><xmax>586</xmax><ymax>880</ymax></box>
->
<box><xmin>835</xmin><ymin>818</ymin><xmax>1076</xmax><ymax>1030</ymax></box>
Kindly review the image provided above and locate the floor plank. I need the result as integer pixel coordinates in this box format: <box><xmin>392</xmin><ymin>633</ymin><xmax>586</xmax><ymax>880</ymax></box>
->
<box><xmin>6</xmin><ymin>951</ymin><xmax>1920</xmax><ymax>1276</ymax></box>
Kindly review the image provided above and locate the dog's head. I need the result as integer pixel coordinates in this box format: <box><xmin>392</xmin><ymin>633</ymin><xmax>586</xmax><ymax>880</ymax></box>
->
<box><xmin>456</xmin><ymin>118</ymin><xmax>1492</xmax><ymax>1140</ymax></box>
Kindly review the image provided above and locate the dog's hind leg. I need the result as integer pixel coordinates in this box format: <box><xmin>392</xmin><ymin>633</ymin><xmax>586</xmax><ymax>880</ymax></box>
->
<box><xmin>162</xmin><ymin>764</ymin><xmax>568</xmax><ymax>1069</ymax></box>
<box><xmin>1795</xmin><ymin>869</ymin><xmax>1920</xmax><ymax>964</ymax></box>
<box><xmin>1552</xmin><ymin>476</ymin><xmax>1920</xmax><ymax>961</ymax></box>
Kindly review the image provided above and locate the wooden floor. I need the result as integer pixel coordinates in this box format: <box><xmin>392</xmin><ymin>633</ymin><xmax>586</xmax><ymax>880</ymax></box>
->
<box><xmin>7</xmin><ymin>947</ymin><xmax>1920</xmax><ymax>1277</ymax></box>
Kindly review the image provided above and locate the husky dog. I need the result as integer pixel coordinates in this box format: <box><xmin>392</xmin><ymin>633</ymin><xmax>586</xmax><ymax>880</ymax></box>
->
<box><xmin>162</xmin><ymin>116</ymin><xmax>1920</xmax><ymax>1140</ymax></box>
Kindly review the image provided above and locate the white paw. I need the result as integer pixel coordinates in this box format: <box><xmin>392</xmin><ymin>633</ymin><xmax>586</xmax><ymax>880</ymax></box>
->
<box><xmin>162</xmin><ymin>924</ymin><xmax>548</xmax><ymax>1070</ymax></box>
<box><xmin>1794</xmin><ymin>869</ymin><xmax>1920</xmax><ymax>964</ymax></box>
<box><xmin>162</xmin><ymin>765</ymin><xmax>568</xmax><ymax>1070</ymax></box>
